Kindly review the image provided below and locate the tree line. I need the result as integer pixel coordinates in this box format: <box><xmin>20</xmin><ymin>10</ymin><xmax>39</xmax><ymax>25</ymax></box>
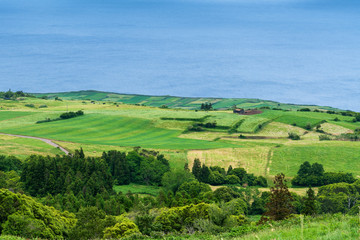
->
<box><xmin>1</xmin><ymin>150</ymin><xmax>360</xmax><ymax>239</ymax></box>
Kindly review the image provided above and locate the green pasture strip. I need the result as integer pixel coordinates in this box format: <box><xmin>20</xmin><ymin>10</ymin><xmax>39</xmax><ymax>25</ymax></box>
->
<box><xmin>238</xmin><ymin>117</ymin><xmax>271</xmax><ymax>133</ymax></box>
<box><xmin>270</xmin><ymin>142</ymin><xmax>360</xmax><ymax>177</ymax></box>
<box><xmin>329</xmin><ymin>120</ymin><xmax>360</xmax><ymax>130</ymax></box>
<box><xmin>113</xmin><ymin>184</ymin><xmax>160</xmax><ymax>196</ymax></box>
<box><xmin>0</xmin><ymin>114</ymin><xmax>238</xmax><ymax>150</ymax></box>
<box><xmin>258</xmin><ymin>110</ymin><xmax>355</xmax><ymax>129</ymax></box>
<box><xmin>0</xmin><ymin>111</ymin><xmax>35</xmax><ymax>121</ymax></box>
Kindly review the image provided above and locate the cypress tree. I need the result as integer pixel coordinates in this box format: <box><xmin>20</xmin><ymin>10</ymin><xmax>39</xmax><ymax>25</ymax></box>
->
<box><xmin>192</xmin><ymin>159</ymin><xmax>202</xmax><ymax>181</ymax></box>
<box><xmin>303</xmin><ymin>187</ymin><xmax>316</xmax><ymax>216</ymax></box>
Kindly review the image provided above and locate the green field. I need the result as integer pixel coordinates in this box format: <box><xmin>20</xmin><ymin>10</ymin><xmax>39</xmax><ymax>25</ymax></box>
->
<box><xmin>0</xmin><ymin>94</ymin><xmax>360</xmax><ymax>179</ymax></box>
<box><xmin>270</xmin><ymin>142</ymin><xmax>360</xmax><ymax>177</ymax></box>
<box><xmin>34</xmin><ymin>90</ymin><xmax>343</xmax><ymax>111</ymax></box>
<box><xmin>0</xmin><ymin>114</ymin><xmax>236</xmax><ymax>150</ymax></box>
<box><xmin>0</xmin><ymin>111</ymin><xmax>35</xmax><ymax>121</ymax></box>
<box><xmin>0</xmin><ymin>134</ymin><xmax>64</xmax><ymax>159</ymax></box>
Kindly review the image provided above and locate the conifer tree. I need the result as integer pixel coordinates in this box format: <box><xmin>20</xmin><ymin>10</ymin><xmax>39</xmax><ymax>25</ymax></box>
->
<box><xmin>184</xmin><ymin>163</ymin><xmax>190</xmax><ymax>172</ymax></box>
<box><xmin>192</xmin><ymin>159</ymin><xmax>202</xmax><ymax>180</ymax></box>
<box><xmin>303</xmin><ymin>187</ymin><xmax>316</xmax><ymax>216</ymax></box>
<box><xmin>261</xmin><ymin>173</ymin><xmax>293</xmax><ymax>221</ymax></box>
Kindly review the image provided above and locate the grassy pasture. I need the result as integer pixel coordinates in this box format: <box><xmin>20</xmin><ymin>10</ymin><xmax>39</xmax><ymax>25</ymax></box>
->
<box><xmin>0</xmin><ymin>134</ymin><xmax>64</xmax><ymax>158</ymax></box>
<box><xmin>0</xmin><ymin>114</ymin><xmax>237</xmax><ymax>150</ymax></box>
<box><xmin>187</xmin><ymin>147</ymin><xmax>270</xmax><ymax>176</ymax></box>
<box><xmin>237</xmin><ymin>117</ymin><xmax>271</xmax><ymax>133</ymax></box>
<box><xmin>1</xmin><ymin>96</ymin><xmax>360</xmax><ymax>180</ymax></box>
<box><xmin>0</xmin><ymin>111</ymin><xmax>36</xmax><ymax>121</ymax></box>
<box><xmin>320</xmin><ymin>123</ymin><xmax>353</xmax><ymax>135</ymax></box>
<box><xmin>270</xmin><ymin>142</ymin><xmax>360</xmax><ymax>177</ymax></box>
<box><xmin>250</xmin><ymin>122</ymin><xmax>305</xmax><ymax>137</ymax></box>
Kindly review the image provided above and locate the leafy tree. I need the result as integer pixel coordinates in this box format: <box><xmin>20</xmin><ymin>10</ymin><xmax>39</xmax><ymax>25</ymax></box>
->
<box><xmin>70</xmin><ymin>207</ymin><xmax>109</xmax><ymax>240</ymax></box>
<box><xmin>0</xmin><ymin>155</ymin><xmax>22</xmax><ymax>173</ymax></box>
<box><xmin>162</xmin><ymin>169</ymin><xmax>195</xmax><ymax>193</ymax></box>
<box><xmin>311</xmin><ymin>163</ymin><xmax>324</xmax><ymax>177</ymax></box>
<box><xmin>155</xmin><ymin>203</ymin><xmax>210</xmax><ymax>232</ymax></box>
<box><xmin>0</xmin><ymin>189</ymin><xmax>76</xmax><ymax>239</ymax></box>
<box><xmin>213</xmin><ymin>187</ymin><xmax>241</xmax><ymax>203</ymax></box>
<box><xmin>177</xmin><ymin>180</ymin><xmax>211</xmax><ymax>199</ymax></box>
<box><xmin>103</xmin><ymin>216</ymin><xmax>140</xmax><ymax>239</ymax></box>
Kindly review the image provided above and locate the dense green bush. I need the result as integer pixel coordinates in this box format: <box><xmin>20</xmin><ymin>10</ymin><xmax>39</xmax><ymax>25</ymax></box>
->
<box><xmin>59</xmin><ymin>110</ymin><xmax>84</xmax><ymax>119</ymax></box>
<box><xmin>0</xmin><ymin>189</ymin><xmax>76</xmax><ymax>239</ymax></box>
<box><xmin>288</xmin><ymin>132</ymin><xmax>300</xmax><ymax>140</ymax></box>
<box><xmin>155</xmin><ymin>203</ymin><xmax>211</xmax><ymax>232</ymax></box>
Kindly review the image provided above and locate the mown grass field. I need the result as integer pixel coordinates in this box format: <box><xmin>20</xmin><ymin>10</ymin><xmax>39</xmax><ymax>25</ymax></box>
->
<box><xmin>0</xmin><ymin>114</ymin><xmax>237</xmax><ymax>150</ymax></box>
<box><xmin>0</xmin><ymin>95</ymin><xmax>360</xmax><ymax>180</ymax></box>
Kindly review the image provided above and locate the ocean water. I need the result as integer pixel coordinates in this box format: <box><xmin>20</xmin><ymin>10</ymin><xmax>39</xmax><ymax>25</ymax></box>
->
<box><xmin>0</xmin><ymin>0</ymin><xmax>359</xmax><ymax>110</ymax></box>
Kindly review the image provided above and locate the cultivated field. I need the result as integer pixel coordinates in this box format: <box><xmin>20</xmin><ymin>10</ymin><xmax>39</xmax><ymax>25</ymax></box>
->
<box><xmin>0</xmin><ymin>93</ymin><xmax>359</xmax><ymax>181</ymax></box>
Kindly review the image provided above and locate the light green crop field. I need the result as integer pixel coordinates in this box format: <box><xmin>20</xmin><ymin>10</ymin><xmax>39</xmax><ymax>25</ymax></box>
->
<box><xmin>0</xmin><ymin>95</ymin><xmax>360</xmax><ymax>180</ymax></box>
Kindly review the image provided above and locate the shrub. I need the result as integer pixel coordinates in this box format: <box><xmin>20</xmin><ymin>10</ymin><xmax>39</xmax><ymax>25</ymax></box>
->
<box><xmin>238</xmin><ymin>134</ymin><xmax>247</xmax><ymax>139</ymax></box>
<box><xmin>319</xmin><ymin>135</ymin><xmax>331</xmax><ymax>141</ymax></box>
<box><xmin>304</xmin><ymin>123</ymin><xmax>312</xmax><ymax>130</ymax></box>
<box><xmin>154</xmin><ymin>203</ymin><xmax>210</xmax><ymax>232</ymax></box>
<box><xmin>0</xmin><ymin>189</ymin><xmax>76</xmax><ymax>239</ymax></box>
<box><xmin>24</xmin><ymin>104</ymin><xmax>35</xmax><ymax>108</ymax></box>
<box><xmin>288</xmin><ymin>132</ymin><xmax>300</xmax><ymax>140</ymax></box>
<box><xmin>103</xmin><ymin>221</ymin><xmax>140</xmax><ymax>239</ymax></box>
<box><xmin>38</xmin><ymin>104</ymin><xmax>47</xmax><ymax>108</ymax></box>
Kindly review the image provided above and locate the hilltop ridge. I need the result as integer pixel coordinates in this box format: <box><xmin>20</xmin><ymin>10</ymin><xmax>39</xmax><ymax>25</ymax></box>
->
<box><xmin>33</xmin><ymin>90</ymin><xmax>343</xmax><ymax>111</ymax></box>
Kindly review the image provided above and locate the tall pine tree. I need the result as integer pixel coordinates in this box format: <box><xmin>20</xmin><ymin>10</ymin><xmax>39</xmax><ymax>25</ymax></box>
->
<box><xmin>261</xmin><ymin>173</ymin><xmax>293</xmax><ymax>221</ymax></box>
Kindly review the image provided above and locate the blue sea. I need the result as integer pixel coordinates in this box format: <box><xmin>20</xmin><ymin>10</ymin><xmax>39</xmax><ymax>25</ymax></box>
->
<box><xmin>0</xmin><ymin>0</ymin><xmax>359</xmax><ymax>110</ymax></box>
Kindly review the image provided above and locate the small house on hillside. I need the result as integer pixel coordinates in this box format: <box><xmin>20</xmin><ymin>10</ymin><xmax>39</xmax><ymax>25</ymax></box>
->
<box><xmin>233</xmin><ymin>108</ymin><xmax>245</xmax><ymax>114</ymax></box>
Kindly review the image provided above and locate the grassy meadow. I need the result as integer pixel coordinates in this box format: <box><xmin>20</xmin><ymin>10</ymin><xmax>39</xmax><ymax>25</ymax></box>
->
<box><xmin>0</xmin><ymin>93</ymin><xmax>360</xmax><ymax>181</ymax></box>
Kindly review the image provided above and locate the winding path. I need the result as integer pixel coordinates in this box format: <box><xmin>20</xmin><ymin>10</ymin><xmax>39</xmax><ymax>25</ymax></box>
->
<box><xmin>0</xmin><ymin>133</ymin><xmax>69</xmax><ymax>155</ymax></box>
